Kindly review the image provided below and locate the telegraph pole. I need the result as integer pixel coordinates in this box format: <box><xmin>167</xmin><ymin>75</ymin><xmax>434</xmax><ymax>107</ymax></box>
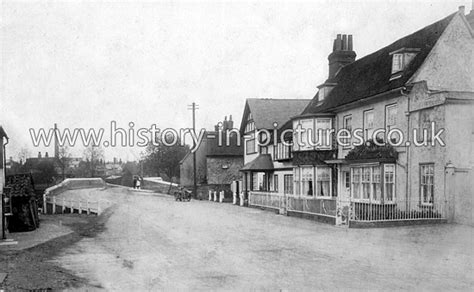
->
<box><xmin>187</xmin><ymin>102</ymin><xmax>199</xmax><ymax>198</ymax></box>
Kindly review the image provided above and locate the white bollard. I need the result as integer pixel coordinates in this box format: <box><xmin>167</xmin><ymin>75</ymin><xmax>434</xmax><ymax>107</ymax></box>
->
<box><xmin>70</xmin><ymin>199</ymin><xmax>74</xmax><ymax>214</ymax></box>
<box><xmin>219</xmin><ymin>191</ymin><xmax>224</xmax><ymax>203</ymax></box>
<box><xmin>213</xmin><ymin>191</ymin><xmax>218</xmax><ymax>202</ymax></box>
<box><xmin>208</xmin><ymin>190</ymin><xmax>212</xmax><ymax>201</ymax></box>
<box><xmin>52</xmin><ymin>197</ymin><xmax>56</xmax><ymax>214</ymax></box>
<box><xmin>78</xmin><ymin>201</ymin><xmax>82</xmax><ymax>214</ymax></box>
<box><xmin>43</xmin><ymin>195</ymin><xmax>47</xmax><ymax>214</ymax></box>
<box><xmin>233</xmin><ymin>192</ymin><xmax>237</xmax><ymax>205</ymax></box>
<box><xmin>86</xmin><ymin>200</ymin><xmax>90</xmax><ymax>215</ymax></box>
<box><xmin>239</xmin><ymin>192</ymin><xmax>244</xmax><ymax>206</ymax></box>
<box><xmin>62</xmin><ymin>198</ymin><xmax>66</xmax><ymax>213</ymax></box>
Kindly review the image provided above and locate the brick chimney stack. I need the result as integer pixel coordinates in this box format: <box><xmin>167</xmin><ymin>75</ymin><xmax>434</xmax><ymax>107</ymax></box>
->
<box><xmin>328</xmin><ymin>34</ymin><xmax>356</xmax><ymax>80</ymax></box>
<box><xmin>228</xmin><ymin>115</ymin><xmax>234</xmax><ymax>129</ymax></box>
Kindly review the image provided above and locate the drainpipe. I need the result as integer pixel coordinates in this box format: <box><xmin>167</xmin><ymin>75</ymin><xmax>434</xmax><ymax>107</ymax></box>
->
<box><xmin>2</xmin><ymin>136</ymin><xmax>9</xmax><ymax>240</ymax></box>
<box><xmin>400</xmin><ymin>87</ymin><xmax>411</xmax><ymax>207</ymax></box>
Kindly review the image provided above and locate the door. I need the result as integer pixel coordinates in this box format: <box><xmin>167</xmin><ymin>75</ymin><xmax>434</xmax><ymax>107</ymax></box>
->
<box><xmin>336</xmin><ymin>167</ymin><xmax>351</xmax><ymax>225</ymax></box>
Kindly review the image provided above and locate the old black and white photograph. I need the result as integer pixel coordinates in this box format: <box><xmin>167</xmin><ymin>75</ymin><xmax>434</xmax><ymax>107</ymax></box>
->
<box><xmin>0</xmin><ymin>0</ymin><xmax>473</xmax><ymax>290</ymax></box>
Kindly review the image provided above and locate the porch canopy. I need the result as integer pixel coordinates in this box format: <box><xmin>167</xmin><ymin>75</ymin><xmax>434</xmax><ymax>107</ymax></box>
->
<box><xmin>240</xmin><ymin>154</ymin><xmax>274</xmax><ymax>172</ymax></box>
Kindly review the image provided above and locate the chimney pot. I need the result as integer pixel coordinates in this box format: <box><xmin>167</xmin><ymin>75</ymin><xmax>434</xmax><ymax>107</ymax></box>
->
<box><xmin>348</xmin><ymin>35</ymin><xmax>353</xmax><ymax>51</ymax></box>
<box><xmin>335</xmin><ymin>34</ymin><xmax>342</xmax><ymax>51</ymax></box>
<box><xmin>459</xmin><ymin>5</ymin><xmax>465</xmax><ymax>14</ymax></box>
<box><xmin>342</xmin><ymin>35</ymin><xmax>347</xmax><ymax>50</ymax></box>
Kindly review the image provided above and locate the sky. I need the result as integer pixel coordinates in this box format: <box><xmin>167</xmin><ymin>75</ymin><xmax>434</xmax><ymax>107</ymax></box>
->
<box><xmin>1</xmin><ymin>0</ymin><xmax>472</xmax><ymax>161</ymax></box>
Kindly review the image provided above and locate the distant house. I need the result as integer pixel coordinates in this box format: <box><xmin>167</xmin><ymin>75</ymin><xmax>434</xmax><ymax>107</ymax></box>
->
<box><xmin>180</xmin><ymin>116</ymin><xmax>243</xmax><ymax>199</ymax></box>
<box><xmin>239</xmin><ymin>98</ymin><xmax>309</xmax><ymax>201</ymax></box>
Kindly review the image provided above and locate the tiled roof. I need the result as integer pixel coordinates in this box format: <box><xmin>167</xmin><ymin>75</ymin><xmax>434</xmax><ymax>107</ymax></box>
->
<box><xmin>241</xmin><ymin>98</ymin><xmax>310</xmax><ymax>133</ymax></box>
<box><xmin>240</xmin><ymin>154</ymin><xmax>274</xmax><ymax>171</ymax></box>
<box><xmin>206</xmin><ymin>131</ymin><xmax>243</xmax><ymax>157</ymax></box>
<box><xmin>300</xmin><ymin>12</ymin><xmax>456</xmax><ymax>115</ymax></box>
<box><xmin>467</xmin><ymin>10</ymin><xmax>474</xmax><ymax>29</ymax></box>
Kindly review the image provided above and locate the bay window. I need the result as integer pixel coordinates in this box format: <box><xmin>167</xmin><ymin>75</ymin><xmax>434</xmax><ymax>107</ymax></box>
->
<box><xmin>301</xmin><ymin>167</ymin><xmax>314</xmax><ymax>196</ymax></box>
<box><xmin>293</xmin><ymin>118</ymin><xmax>333</xmax><ymax>151</ymax></box>
<box><xmin>351</xmin><ymin>164</ymin><xmax>394</xmax><ymax>202</ymax></box>
<box><xmin>284</xmin><ymin>174</ymin><xmax>293</xmax><ymax>195</ymax></box>
<box><xmin>316</xmin><ymin>118</ymin><xmax>332</xmax><ymax>149</ymax></box>
<box><xmin>316</xmin><ymin>167</ymin><xmax>331</xmax><ymax>197</ymax></box>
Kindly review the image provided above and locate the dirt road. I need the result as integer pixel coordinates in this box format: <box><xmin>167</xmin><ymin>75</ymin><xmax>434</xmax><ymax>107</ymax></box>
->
<box><xmin>49</xmin><ymin>188</ymin><xmax>473</xmax><ymax>290</ymax></box>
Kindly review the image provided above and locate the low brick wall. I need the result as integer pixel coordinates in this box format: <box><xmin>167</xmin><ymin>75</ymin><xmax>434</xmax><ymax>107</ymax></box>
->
<box><xmin>287</xmin><ymin>211</ymin><xmax>336</xmax><ymax>225</ymax></box>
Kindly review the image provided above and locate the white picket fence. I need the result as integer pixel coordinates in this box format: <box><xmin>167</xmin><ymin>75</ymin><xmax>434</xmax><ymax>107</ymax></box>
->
<box><xmin>43</xmin><ymin>195</ymin><xmax>109</xmax><ymax>215</ymax></box>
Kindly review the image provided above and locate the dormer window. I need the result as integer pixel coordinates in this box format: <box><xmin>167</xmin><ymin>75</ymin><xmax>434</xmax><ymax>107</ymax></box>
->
<box><xmin>389</xmin><ymin>48</ymin><xmax>420</xmax><ymax>79</ymax></box>
<box><xmin>317</xmin><ymin>82</ymin><xmax>337</xmax><ymax>101</ymax></box>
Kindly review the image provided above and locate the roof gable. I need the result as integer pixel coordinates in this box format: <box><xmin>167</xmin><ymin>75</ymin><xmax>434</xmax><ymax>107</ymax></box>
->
<box><xmin>240</xmin><ymin>98</ymin><xmax>310</xmax><ymax>133</ymax></box>
<box><xmin>301</xmin><ymin>12</ymin><xmax>456</xmax><ymax>115</ymax></box>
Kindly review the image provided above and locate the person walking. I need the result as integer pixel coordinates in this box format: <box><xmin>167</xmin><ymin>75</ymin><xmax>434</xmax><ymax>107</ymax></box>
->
<box><xmin>136</xmin><ymin>177</ymin><xmax>141</xmax><ymax>190</ymax></box>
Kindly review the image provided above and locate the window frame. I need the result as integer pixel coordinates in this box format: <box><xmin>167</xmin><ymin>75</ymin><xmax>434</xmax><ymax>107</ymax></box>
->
<box><xmin>391</xmin><ymin>53</ymin><xmax>404</xmax><ymax>74</ymax></box>
<box><xmin>315</xmin><ymin>167</ymin><xmax>332</xmax><ymax>198</ymax></box>
<box><xmin>419</xmin><ymin>163</ymin><xmax>435</xmax><ymax>206</ymax></box>
<box><xmin>315</xmin><ymin>118</ymin><xmax>333</xmax><ymax>150</ymax></box>
<box><xmin>350</xmin><ymin>163</ymin><xmax>393</xmax><ymax>203</ymax></box>
<box><xmin>284</xmin><ymin>174</ymin><xmax>293</xmax><ymax>195</ymax></box>
<box><xmin>300</xmin><ymin>166</ymin><xmax>315</xmax><ymax>197</ymax></box>
<box><xmin>385</xmin><ymin>103</ymin><xmax>399</xmax><ymax>144</ymax></box>
<box><xmin>342</xmin><ymin>114</ymin><xmax>353</xmax><ymax>149</ymax></box>
<box><xmin>363</xmin><ymin>109</ymin><xmax>375</xmax><ymax>141</ymax></box>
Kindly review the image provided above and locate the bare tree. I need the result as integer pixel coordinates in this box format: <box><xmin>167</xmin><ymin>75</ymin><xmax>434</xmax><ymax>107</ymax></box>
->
<box><xmin>83</xmin><ymin>145</ymin><xmax>104</xmax><ymax>177</ymax></box>
<box><xmin>17</xmin><ymin>147</ymin><xmax>30</xmax><ymax>164</ymax></box>
<box><xmin>57</xmin><ymin>146</ymin><xmax>71</xmax><ymax>179</ymax></box>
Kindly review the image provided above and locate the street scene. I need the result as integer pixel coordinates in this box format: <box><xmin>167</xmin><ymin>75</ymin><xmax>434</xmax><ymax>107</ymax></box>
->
<box><xmin>2</xmin><ymin>186</ymin><xmax>474</xmax><ymax>290</ymax></box>
<box><xmin>1</xmin><ymin>0</ymin><xmax>474</xmax><ymax>291</ymax></box>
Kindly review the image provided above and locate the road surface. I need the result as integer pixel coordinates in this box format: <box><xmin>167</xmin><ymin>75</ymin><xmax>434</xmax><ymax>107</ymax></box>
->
<box><xmin>51</xmin><ymin>187</ymin><xmax>473</xmax><ymax>290</ymax></box>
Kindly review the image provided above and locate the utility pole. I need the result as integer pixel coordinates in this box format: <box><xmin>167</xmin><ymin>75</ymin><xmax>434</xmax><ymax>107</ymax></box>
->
<box><xmin>187</xmin><ymin>102</ymin><xmax>199</xmax><ymax>198</ymax></box>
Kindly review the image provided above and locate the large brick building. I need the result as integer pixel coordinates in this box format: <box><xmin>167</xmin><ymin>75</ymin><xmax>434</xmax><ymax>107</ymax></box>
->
<box><xmin>243</xmin><ymin>6</ymin><xmax>474</xmax><ymax>226</ymax></box>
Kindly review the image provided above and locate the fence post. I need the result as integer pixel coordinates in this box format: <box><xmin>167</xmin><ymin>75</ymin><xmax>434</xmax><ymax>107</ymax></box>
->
<box><xmin>52</xmin><ymin>196</ymin><xmax>56</xmax><ymax>214</ymax></box>
<box><xmin>43</xmin><ymin>194</ymin><xmax>47</xmax><ymax>214</ymax></box>
<box><xmin>70</xmin><ymin>199</ymin><xmax>73</xmax><ymax>213</ymax></box>
<box><xmin>78</xmin><ymin>201</ymin><xmax>82</xmax><ymax>214</ymax></box>
<box><xmin>219</xmin><ymin>191</ymin><xmax>224</xmax><ymax>203</ymax></box>
<box><xmin>213</xmin><ymin>191</ymin><xmax>218</xmax><ymax>202</ymax></box>
<box><xmin>233</xmin><ymin>191</ymin><xmax>237</xmax><ymax>205</ymax></box>
<box><xmin>240</xmin><ymin>192</ymin><xmax>244</xmax><ymax>206</ymax></box>
<box><xmin>86</xmin><ymin>200</ymin><xmax>90</xmax><ymax>215</ymax></box>
<box><xmin>208</xmin><ymin>190</ymin><xmax>212</xmax><ymax>201</ymax></box>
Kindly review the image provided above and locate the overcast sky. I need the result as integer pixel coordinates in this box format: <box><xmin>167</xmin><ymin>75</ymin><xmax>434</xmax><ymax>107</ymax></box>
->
<box><xmin>1</xmin><ymin>0</ymin><xmax>472</xmax><ymax>161</ymax></box>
